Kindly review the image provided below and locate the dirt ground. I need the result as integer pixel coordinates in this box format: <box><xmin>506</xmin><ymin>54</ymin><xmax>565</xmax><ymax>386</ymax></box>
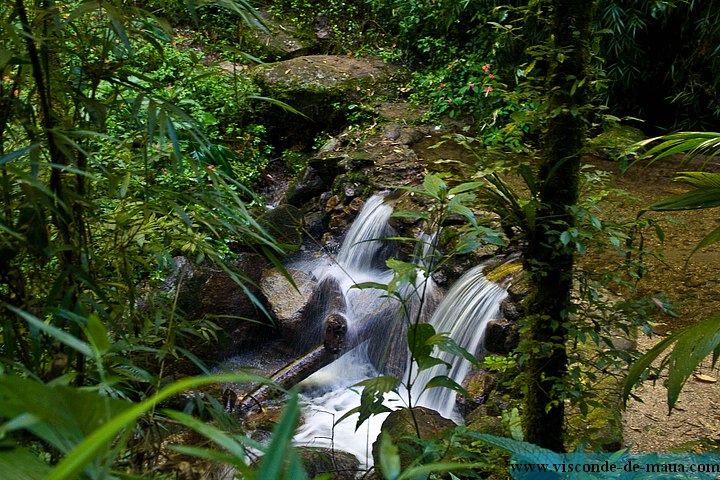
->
<box><xmin>589</xmin><ymin>154</ymin><xmax>720</xmax><ymax>453</ymax></box>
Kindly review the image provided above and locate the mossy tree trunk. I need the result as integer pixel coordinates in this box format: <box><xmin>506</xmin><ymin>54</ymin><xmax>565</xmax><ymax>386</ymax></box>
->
<box><xmin>520</xmin><ymin>0</ymin><xmax>595</xmax><ymax>452</ymax></box>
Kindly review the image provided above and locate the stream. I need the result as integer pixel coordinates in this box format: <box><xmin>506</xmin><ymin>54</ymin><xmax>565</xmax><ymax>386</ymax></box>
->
<box><xmin>288</xmin><ymin>194</ymin><xmax>508</xmax><ymax>468</ymax></box>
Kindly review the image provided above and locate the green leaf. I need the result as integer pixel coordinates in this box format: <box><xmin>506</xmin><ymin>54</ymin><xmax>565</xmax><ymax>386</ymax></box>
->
<box><xmin>692</xmin><ymin>224</ymin><xmax>720</xmax><ymax>255</ymax></box>
<box><xmin>399</xmin><ymin>462</ymin><xmax>490</xmax><ymax>480</ymax></box>
<box><xmin>423</xmin><ymin>375</ymin><xmax>472</xmax><ymax>400</ymax></box>
<box><xmin>254</xmin><ymin>392</ymin><xmax>307</xmax><ymax>480</ymax></box>
<box><xmin>378</xmin><ymin>433</ymin><xmax>401</xmax><ymax>480</ymax></box>
<box><xmin>47</xmin><ymin>374</ymin><xmax>264</xmax><ymax>480</ymax></box>
<box><xmin>645</xmin><ymin>187</ymin><xmax>720</xmax><ymax>211</ymax></box>
<box><xmin>86</xmin><ymin>314</ymin><xmax>110</xmax><ymax>355</ymax></box>
<box><xmin>0</xmin><ymin>376</ymin><xmax>132</xmax><ymax>456</ymax></box>
<box><xmin>623</xmin><ymin>316</ymin><xmax>720</xmax><ymax>412</ymax></box>
<box><xmin>408</xmin><ymin>324</ymin><xmax>449</xmax><ymax>371</ymax></box>
<box><xmin>427</xmin><ymin>334</ymin><xmax>479</xmax><ymax>366</ymax></box>
<box><xmin>448</xmin><ymin>182</ymin><xmax>484</xmax><ymax>195</ymax></box>
<box><xmin>163</xmin><ymin>410</ymin><xmax>248</xmax><ymax>463</ymax></box>
<box><xmin>463</xmin><ymin>432</ymin><xmax>559</xmax><ymax>458</ymax></box>
<box><xmin>0</xmin><ymin>447</ymin><xmax>53</xmax><ymax>480</ymax></box>
<box><xmin>5</xmin><ymin>305</ymin><xmax>93</xmax><ymax>359</ymax></box>
<box><xmin>422</xmin><ymin>174</ymin><xmax>447</xmax><ymax>200</ymax></box>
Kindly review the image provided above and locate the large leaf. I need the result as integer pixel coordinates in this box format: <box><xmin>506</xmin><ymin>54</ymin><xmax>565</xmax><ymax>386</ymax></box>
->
<box><xmin>377</xmin><ymin>433</ymin><xmax>401</xmax><ymax>480</ymax></box>
<box><xmin>0</xmin><ymin>446</ymin><xmax>53</xmax><ymax>480</ymax></box>
<box><xmin>631</xmin><ymin>131</ymin><xmax>720</xmax><ymax>168</ymax></box>
<box><xmin>47</xmin><ymin>373</ymin><xmax>265</xmax><ymax>480</ymax></box>
<box><xmin>623</xmin><ymin>316</ymin><xmax>720</xmax><ymax>412</ymax></box>
<box><xmin>644</xmin><ymin>187</ymin><xmax>720</xmax><ymax>211</ymax></box>
<box><xmin>0</xmin><ymin>375</ymin><xmax>132</xmax><ymax>463</ymax></box>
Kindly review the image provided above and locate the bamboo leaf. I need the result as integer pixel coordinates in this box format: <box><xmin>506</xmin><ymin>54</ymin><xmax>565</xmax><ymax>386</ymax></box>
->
<box><xmin>47</xmin><ymin>374</ymin><xmax>265</xmax><ymax>480</ymax></box>
<box><xmin>162</xmin><ymin>410</ymin><xmax>248</xmax><ymax>462</ymax></box>
<box><xmin>254</xmin><ymin>392</ymin><xmax>305</xmax><ymax>479</ymax></box>
<box><xmin>5</xmin><ymin>305</ymin><xmax>93</xmax><ymax>358</ymax></box>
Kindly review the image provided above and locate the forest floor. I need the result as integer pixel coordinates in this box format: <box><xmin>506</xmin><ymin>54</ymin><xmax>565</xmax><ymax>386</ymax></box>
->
<box><xmin>589</xmin><ymin>154</ymin><xmax>720</xmax><ymax>453</ymax></box>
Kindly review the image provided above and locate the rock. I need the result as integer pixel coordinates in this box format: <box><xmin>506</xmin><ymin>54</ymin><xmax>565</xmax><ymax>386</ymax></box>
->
<box><xmin>250</xmin><ymin>55</ymin><xmax>405</xmax><ymax>148</ymax></box>
<box><xmin>466</xmin><ymin>405</ymin><xmax>505</xmax><ymax>436</ymax></box>
<box><xmin>296</xmin><ymin>447</ymin><xmax>361</xmax><ymax>480</ymax></box>
<box><xmin>141</xmin><ymin>254</ymin><xmax>276</xmax><ymax>362</ymax></box>
<box><xmin>457</xmin><ymin>368</ymin><xmax>497</xmax><ymax>416</ymax></box>
<box><xmin>500</xmin><ymin>296</ymin><xmax>523</xmax><ymax>322</ymax></box>
<box><xmin>484</xmin><ymin>319</ymin><xmax>519</xmax><ymax>355</ymax></box>
<box><xmin>246</xmin><ymin>11</ymin><xmax>321</xmax><ymax>61</ymax></box>
<box><xmin>260</xmin><ymin>267</ymin><xmax>318</xmax><ymax>351</ymax></box>
<box><xmin>258</xmin><ymin>204</ymin><xmax>304</xmax><ymax>245</ymax></box>
<box><xmin>372</xmin><ymin>407</ymin><xmax>456</xmax><ymax>470</ymax></box>
<box><xmin>285</xmin><ymin>156</ymin><xmax>344</xmax><ymax>206</ymax></box>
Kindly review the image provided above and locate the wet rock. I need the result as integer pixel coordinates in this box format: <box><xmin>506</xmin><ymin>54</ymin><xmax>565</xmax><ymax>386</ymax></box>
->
<box><xmin>500</xmin><ymin>296</ymin><xmax>523</xmax><ymax>322</ymax></box>
<box><xmin>301</xmin><ymin>276</ymin><xmax>347</xmax><ymax>352</ymax></box>
<box><xmin>286</xmin><ymin>156</ymin><xmax>344</xmax><ymax>206</ymax></box>
<box><xmin>284</xmin><ymin>167</ymin><xmax>326</xmax><ymax>206</ymax></box>
<box><xmin>372</xmin><ymin>407</ymin><xmax>456</xmax><ymax>470</ymax></box>
<box><xmin>260</xmin><ymin>267</ymin><xmax>318</xmax><ymax>351</ymax></box>
<box><xmin>484</xmin><ymin>319</ymin><xmax>519</xmax><ymax>355</ymax></box>
<box><xmin>297</xmin><ymin>447</ymin><xmax>361</xmax><ymax>480</ymax></box>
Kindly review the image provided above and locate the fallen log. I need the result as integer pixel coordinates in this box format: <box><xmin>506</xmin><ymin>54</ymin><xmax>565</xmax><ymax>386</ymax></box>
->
<box><xmin>235</xmin><ymin>299</ymin><xmax>409</xmax><ymax>415</ymax></box>
<box><xmin>236</xmin><ymin>312</ymin><xmax>350</xmax><ymax>414</ymax></box>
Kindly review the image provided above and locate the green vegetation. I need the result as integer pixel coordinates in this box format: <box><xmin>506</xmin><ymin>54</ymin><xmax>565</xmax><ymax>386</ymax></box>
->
<box><xmin>1</xmin><ymin>0</ymin><xmax>719</xmax><ymax>478</ymax></box>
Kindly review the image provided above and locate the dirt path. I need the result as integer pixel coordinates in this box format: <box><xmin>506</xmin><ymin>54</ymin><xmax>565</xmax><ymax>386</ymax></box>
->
<box><xmin>591</xmin><ymin>155</ymin><xmax>720</xmax><ymax>453</ymax></box>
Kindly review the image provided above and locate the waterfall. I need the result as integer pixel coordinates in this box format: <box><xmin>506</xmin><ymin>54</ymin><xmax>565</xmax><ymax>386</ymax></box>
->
<box><xmin>413</xmin><ymin>265</ymin><xmax>508</xmax><ymax>419</ymax></box>
<box><xmin>292</xmin><ymin>194</ymin><xmax>508</xmax><ymax>469</ymax></box>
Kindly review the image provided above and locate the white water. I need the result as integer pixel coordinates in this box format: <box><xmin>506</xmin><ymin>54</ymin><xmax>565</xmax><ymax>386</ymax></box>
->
<box><xmin>292</xmin><ymin>194</ymin><xmax>507</xmax><ymax>469</ymax></box>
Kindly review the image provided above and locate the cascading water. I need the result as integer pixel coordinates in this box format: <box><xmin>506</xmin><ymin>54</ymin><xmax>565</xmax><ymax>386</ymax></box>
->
<box><xmin>413</xmin><ymin>266</ymin><xmax>507</xmax><ymax>420</ymax></box>
<box><xmin>292</xmin><ymin>194</ymin><xmax>508</xmax><ymax>469</ymax></box>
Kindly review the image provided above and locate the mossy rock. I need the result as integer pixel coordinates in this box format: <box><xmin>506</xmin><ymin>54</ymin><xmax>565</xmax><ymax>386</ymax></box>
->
<box><xmin>372</xmin><ymin>407</ymin><xmax>456</xmax><ymax>471</ymax></box>
<box><xmin>296</xmin><ymin>447</ymin><xmax>361</xmax><ymax>480</ymax></box>
<box><xmin>587</xmin><ymin>126</ymin><xmax>645</xmax><ymax>160</ymax></box>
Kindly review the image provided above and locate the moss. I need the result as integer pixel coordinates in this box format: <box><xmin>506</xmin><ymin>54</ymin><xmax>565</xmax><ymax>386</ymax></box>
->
<box><xmin>588</xmin><ymin>126</ymin><xmax>645</xmax><ymax>160</ymax></box>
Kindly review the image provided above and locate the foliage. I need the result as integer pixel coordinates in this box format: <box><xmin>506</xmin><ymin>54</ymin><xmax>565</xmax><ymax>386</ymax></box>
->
<box><xmin>623</xmin><ymin>315</ymin><xmax>720</xmax><ymax>412</ymax></box>
<box><xmin>0</xmin><ymin>373</ymin><xmax>308</xmax><ymax>479</ymax></box>
<box><xmin>0</xmin><ymin>0</ymin><xmax>292</xmax><ymax>476</ymax></box>
<box><xmin>341</xmin><ymin>175</ymin><xmax>504</xmax><ymax>427</ymax></box>
<box><xmin>596</xmin><ymin>0</ymin><xmax>720</xmax><ymax>130</ymax></box>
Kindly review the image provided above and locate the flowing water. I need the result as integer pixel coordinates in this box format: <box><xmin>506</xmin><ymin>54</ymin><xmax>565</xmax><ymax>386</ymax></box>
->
<box><xmin>292</xmin><ymin>194</ymin><xmax>508</xmax><ymax>469</ymax></box>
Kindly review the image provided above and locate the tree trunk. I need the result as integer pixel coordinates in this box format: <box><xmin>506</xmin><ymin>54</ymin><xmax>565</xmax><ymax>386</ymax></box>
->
<box><xmin>521</xmin><ymin>0</ymin><xmax>595</xmax><ymax>452</ymax></box>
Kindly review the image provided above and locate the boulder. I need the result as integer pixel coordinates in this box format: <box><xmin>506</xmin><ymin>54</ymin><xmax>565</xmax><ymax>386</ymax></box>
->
<box><xmin>260</xmin><ymin>267</ymin><xmax>318</xmax><ymax>351</ymax></box>
<box><xmin>296</xmin><ymin>447</ymin><xmax>361</xmax><ymax>480</ymax></box>
<box><xmin>456</xmin><ymin>368</ymin><xmax>498</xmax><ymax>416</ymax></box>
<box><xmin>250</xmin><ymin>55</ymin><xmax>405</xmax><ymax>148</ymax></box>
<box><xmin>372</xmin><ymin>407</ymin><xmax>456</xmax><ymax>471</ymax></box>
<box><xmin>483</xmin><ymin>319</ymin><xmax>519</xmax><ymax>355</ymax></box>
<box><xmin>142</xmin><ymin>254</ymin><xmax>276</xmax><ymax>362</ymax></box>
